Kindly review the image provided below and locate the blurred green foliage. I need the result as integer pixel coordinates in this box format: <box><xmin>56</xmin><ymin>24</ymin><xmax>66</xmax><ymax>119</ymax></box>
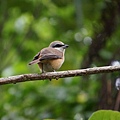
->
<box><xmin>0</xmin><ymin>0</ymin><xmax>120</xmax><ymax>120</ymax></box>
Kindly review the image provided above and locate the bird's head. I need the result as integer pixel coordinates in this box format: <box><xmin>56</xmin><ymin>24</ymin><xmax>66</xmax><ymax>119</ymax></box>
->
<box><xmin>49</xmin><ymin>41</ymin><xmax>69</xmax><ymax>52</ymax></box>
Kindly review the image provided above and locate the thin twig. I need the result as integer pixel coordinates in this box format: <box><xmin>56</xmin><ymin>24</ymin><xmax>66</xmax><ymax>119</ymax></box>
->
<box><xmin>0</xmin><ymin>66</ymin><xmax>120</xmax><ymax>85</ymax></box>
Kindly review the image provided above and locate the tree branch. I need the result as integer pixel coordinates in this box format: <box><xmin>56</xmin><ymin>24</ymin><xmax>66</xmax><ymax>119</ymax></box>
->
<box><xmin>0</xmin><ymin>66</ymin><xmax>120</xmax><ymax>85</ymax></box>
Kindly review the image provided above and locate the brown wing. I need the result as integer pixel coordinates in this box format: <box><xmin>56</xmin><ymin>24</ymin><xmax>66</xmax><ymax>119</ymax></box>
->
<box><xmin>28</xmin><ymin>47</ymin><xmax>62</xmax><ymax>65</ymax></box>
<box><xmin>39</xmin><ymin>47</ymin><xmax>62</xmax><ymax>61</ymax></box>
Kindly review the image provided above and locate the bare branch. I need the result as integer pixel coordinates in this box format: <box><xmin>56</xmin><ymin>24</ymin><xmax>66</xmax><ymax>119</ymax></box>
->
<box><xmin>0</xmin><ymin>66</ymin><xmax>120</xmax><ymax>85</ymax></box>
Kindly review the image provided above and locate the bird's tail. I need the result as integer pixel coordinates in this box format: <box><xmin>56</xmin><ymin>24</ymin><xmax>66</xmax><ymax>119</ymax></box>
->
<box><xmin>28</xmin><ymin>60</ymin><xmax>39</xmax><ymax>65</ymax></box>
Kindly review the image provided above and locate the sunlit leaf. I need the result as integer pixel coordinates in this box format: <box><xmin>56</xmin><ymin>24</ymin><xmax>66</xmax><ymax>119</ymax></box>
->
<box><xmin>89</xmin><ymin>110</ymin><xmax>120</xmax><ymax>120</ymax></box>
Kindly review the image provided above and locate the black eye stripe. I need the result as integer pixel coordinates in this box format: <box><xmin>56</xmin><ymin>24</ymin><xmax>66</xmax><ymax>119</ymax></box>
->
<box><xmin>53</xmin><ymin>44</ymin><xmax>64</xmax><ymax>47</ymax></box>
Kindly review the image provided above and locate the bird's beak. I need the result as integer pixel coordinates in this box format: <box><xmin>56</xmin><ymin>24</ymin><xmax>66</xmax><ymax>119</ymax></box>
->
<box><xmin>63</xmin><ymin>44</ymin><xmax>69</xmax><ymax>49</ymax></box>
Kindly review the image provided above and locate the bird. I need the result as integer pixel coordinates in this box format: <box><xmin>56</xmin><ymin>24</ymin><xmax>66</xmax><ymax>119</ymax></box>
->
<box><xmin>28</xmin><ymin>41</ymin><xmax>69</xmax><ymax>73</ymax></box>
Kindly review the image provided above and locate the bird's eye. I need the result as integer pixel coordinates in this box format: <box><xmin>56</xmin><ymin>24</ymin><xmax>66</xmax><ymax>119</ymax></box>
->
<box><xmin>53</xmin><ymin>44</ymin><xmax>64</xmax><ymax>47</ymax></box>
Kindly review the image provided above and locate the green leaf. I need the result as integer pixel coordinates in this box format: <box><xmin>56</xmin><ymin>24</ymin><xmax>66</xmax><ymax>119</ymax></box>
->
<box><xmin>89</xmin><ymin>110</ymin><xmax>120</xmax><ymax>120</ymax></box>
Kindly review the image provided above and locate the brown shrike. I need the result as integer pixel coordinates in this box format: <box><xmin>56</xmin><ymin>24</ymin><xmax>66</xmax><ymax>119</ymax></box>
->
<box><xmin>29</xmin><ymin>41</ymin><xmax>68</xmax><ymax>73</ymax></box>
